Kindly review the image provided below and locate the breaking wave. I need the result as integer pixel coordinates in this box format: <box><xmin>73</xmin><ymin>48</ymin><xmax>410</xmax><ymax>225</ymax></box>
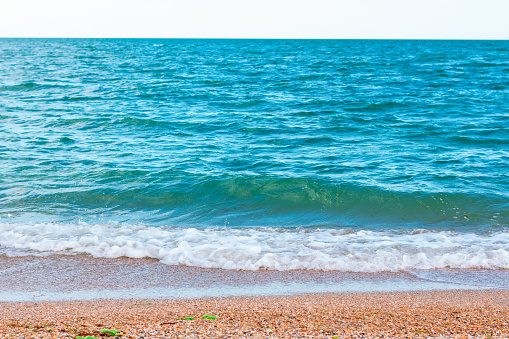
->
<box><xmin>1</xmin><ymin>221</ymin><xmax>508</xmax><ymax>272</ymax></box>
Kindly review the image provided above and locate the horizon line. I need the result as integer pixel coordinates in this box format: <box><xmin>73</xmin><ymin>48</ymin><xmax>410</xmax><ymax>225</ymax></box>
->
<box><xmin>1</xmin><ymin>37</ymin><xmax>508</xmax><ymax>40</ymax></box>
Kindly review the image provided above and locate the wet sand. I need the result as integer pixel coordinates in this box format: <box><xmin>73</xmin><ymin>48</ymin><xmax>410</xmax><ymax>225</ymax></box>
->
<box><xmin>1</xmin><ymin>290</ymin><xmax>509</xmax><ymax>338</ymax></box>
<box><xmin>2</xmin><ymin>255</ymin><xmax>507</xmax><ymax>302</ymax></box>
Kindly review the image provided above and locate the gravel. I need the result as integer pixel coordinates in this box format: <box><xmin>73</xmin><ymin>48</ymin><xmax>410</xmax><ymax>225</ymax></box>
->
<box><xmin>1</xmin><ymin>290</ymin><xmax>509</xmax><ymax>338</ymax></box>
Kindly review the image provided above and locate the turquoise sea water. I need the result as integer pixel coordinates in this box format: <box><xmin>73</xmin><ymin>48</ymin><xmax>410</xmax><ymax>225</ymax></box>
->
<box><xmin>0</xmin><ymin>39</ymin><xmax>508</xmax><ymax>272</ymax></box>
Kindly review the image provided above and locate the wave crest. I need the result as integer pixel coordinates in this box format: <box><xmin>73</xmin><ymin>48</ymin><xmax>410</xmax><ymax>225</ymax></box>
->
<box><xmin>1</xmin><ymin>221</ymin><xmax>508</xmax><ymax>272</ymax></box>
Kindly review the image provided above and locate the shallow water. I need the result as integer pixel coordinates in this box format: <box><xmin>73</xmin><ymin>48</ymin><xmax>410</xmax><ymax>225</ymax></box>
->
<box><xmin>0</xmin><ymin>255</ymin><xmax>500</xmax><ymax>302</ymax></box>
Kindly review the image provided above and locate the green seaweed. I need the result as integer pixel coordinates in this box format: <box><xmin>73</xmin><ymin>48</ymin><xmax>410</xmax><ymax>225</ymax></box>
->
<box><xmin>101</xmin><ymin>329</ymin><xmax>120</xmax><ymax>336</ymax></box>
<box><xmin>178</xmin><ymin>317</ymin><xmax>194</xmax><ymax>320</ymax></box>
<box><xmin>201</xmin><ymin>314</ymin><xmax>217</xmax><ymax>320</ymax></box>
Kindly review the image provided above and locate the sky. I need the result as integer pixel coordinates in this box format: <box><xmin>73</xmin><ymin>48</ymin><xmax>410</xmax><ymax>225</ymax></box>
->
<box><xmin>1</xmin><ymin>0</ymin><xmax>508</xmax><ymax>39</ymax></box>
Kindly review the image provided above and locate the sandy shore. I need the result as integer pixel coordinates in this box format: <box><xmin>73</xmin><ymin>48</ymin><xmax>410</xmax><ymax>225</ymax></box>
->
<box><xmin>1</xmin><ymin>290</ymin><xmax>509</xmax><ymax>338</ymax></box>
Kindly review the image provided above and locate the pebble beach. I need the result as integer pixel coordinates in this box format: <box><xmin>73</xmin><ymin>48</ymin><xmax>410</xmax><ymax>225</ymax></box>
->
<box><xmin>1</xmin><ymin>290</ymin><xmax>509</xmax><ymax>338</ymax></box>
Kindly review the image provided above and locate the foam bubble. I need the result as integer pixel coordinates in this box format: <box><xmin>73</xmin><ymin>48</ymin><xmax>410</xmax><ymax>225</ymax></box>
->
<box><xmin>1</xmin><ymin>221</ymin><xmax>508</xmax><ymax>272</ymax></box>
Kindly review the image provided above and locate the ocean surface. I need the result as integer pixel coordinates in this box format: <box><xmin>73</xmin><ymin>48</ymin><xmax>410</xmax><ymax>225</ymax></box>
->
<box><xmin>1</xmin><ymin>39</ymin><xmax>508</xmax><ymax>273</ymax></box>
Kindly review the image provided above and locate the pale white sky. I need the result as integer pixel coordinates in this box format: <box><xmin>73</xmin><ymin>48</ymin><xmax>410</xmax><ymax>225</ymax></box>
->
<box><xmin>1</xmin><ymin>0</ymin><xmax>508</xmax><ymax>39</ymax></box>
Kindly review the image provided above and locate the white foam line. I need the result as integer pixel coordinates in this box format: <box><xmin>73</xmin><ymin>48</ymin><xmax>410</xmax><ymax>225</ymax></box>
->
<box><xmin>1</xmin><ymin>221</ymin><xmax>508</xmax><ymax>272</ymax></box>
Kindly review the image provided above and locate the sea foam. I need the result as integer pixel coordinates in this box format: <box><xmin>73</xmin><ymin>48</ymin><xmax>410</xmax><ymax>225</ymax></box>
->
<box><xmin>1</xmin><ymin>221</ymin><xmax>508</xmax><ymax>272</ymax></box>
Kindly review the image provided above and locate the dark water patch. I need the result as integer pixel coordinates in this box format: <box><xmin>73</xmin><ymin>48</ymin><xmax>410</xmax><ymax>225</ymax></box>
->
<box><xmin>28</xmin><ymin>138</ymin><xmax>51</xmax><ymax>145</ymax></box>
<box><xmin>448</xmin><ymin>135</ymin><xmax>509</xmax><ymax>146</ymax></box>
<box><xmin>239</xmin><ymin>127</ymin><xmax>279</xmax><ymax>134</ymax></box>
<box><xmin>481</xmin><ymin>83</ymin><xmax>507</xmax><ymax>90</ymax></box>
<box><xmin>0</xmin><ymin>82</ymin><xmax>41</xmax><ymax>91</ymax></box>
<box><xmin>58</xmin><ymin>137</ymin><xmax>75</xmax><ymax>144</ymax></box>
<box><xmin>426</xmin><ymin>82</ymin><xmax>454</xmax><ymax>88</ymax></box>
<box><xmin>291</xmin><ymin>110</ymin><xmax>318</xmax><ymax>117</ymax></box>
<box><xmin>117</xmin><ymin>117</ymin><xmax>169</xmax><ymax>129</ymax></box>
<box><xmin>58</xmin><ymin>95</ymin><xmax>106</xmax><ymax>102</ymax></box>
<box><xmin>301</xmin><ymin>136</ymin><xmax>336</xmax><ymax>145</ymax></box>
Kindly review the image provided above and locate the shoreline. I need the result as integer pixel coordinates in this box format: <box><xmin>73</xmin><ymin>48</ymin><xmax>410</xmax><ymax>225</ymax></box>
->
<box><xmin>2</xmin><ymin>255</ymin><xmax>509</xmax><ymax>302</ymax></box>
<box><xmin>2</xmin><ymin>290</ymin><xmax>509</xmax><ymax>338</ymax></box>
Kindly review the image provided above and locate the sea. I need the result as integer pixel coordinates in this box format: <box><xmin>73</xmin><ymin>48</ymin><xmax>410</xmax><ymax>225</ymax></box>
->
<box><xmin>0</xmin><ymin>39</ymin><xmax>508</xmax><ymax>300</ymax></box>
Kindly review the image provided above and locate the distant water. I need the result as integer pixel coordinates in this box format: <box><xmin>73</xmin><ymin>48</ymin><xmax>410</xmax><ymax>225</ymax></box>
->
<box><xmin>0</xmin><ymin>39</ymin><xmax>508</xmax><ymax>272</ymax></box>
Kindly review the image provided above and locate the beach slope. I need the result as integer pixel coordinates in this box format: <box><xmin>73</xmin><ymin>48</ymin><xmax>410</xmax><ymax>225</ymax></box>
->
<box><xmin>1</xmin><ymin>290</ymin><xmax>509</xmax><ymax>338</ymax></box>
